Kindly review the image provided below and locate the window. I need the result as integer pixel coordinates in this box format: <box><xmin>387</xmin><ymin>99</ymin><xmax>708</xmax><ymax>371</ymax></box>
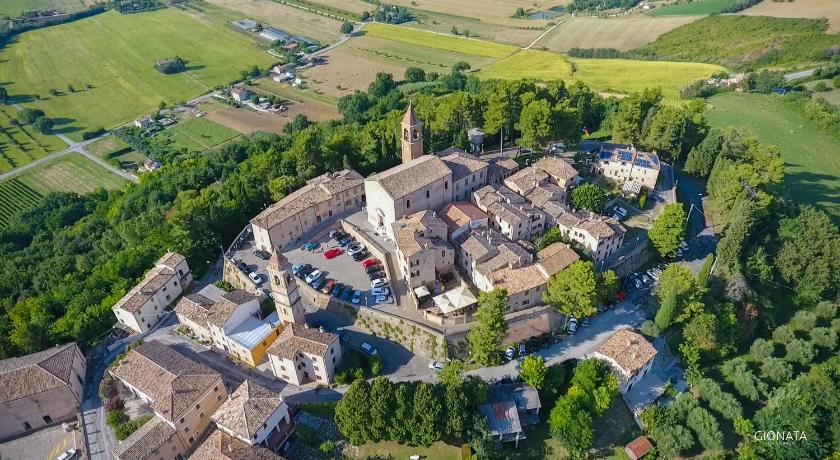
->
<box><xmin>165</xmin><ymin>295</ymin><xmax>171</xmax><ymax>301</ymax></box>
<box><xmin>314</xmin><ymin>365</ymin><xmax>320</xmax><ymax>371</ymax></box>
<box><xmin>444</xmin><ymin>181</ymin><xmax>448</xmax><ymax>190</ymax></box>
<box><xmin>331</xmin><ymin>348</ymin><xmax>335</xmax><ymax>355</ymax></box>
<box><xmin>184</xmin><ymin>427</ymin><xmax>190</xmax><ymax>433</ymax></box>
<box><xmin>426</xmin><ymin>190</ymin><xmax>430</xmax><ymax>198</ymax></box>
<box><xmin>199</xmin><ymin>412</ymin><xmax>205</xmax><ymax>419</ymax></box>
<box><xmin>195</xmin><ymin>403</ymin><xmax>201</xmax><ymax>410</ymax></box>
<box><xmin>41</xmin><ymin>415</ymin><xmax>52</xmax><ymax>424</ymax></box>
<box><xmin>332</xmin><ymin>356</ymin><xmax>336</xmax><ymax>363</ymax></box>
<box><xmin>76</xmin><ymin>374</ymin><xmax>84</xmax><ymax>386</ymax></box>
<box><xmin>214</xmin><ymin>386</ymin><xmax>219</xmax><ymax>392</ymax></box>
<box><xmin>188</xmin><ymin>437</ymin><xmax>194</xmax><ymax>444</ymax></box>
<box><xmin>316</xmin><ymin>375</ymin><xmax>322</xmax><ymax>381</ymax></box>
<box><xmin>162</xmin><ymin>286</ymin><xmax>167</xmax><ymax>292</ymax></box>
<box><xmin>280</xmin><ymin>365</ymin><xmax>286</xmax><ymax>371</ymax></box>
<box><xmin>217</xmin><ymin>395</ymin><xmax>222</xmax><ymax>401</ymax></box>
<box><xmin>180</xmin><ymin>418</ymin><xmax>185</xmax><ymax>424</ymax></box>
<box><xmin>22</xmin><ymin>422</ymin><xmax>31</xmax><ymax>430</ymax></box>
<box><xmin>406</xmin><ymin>199</ymin><xmax>411</xmax><ymax>208</ymax></box>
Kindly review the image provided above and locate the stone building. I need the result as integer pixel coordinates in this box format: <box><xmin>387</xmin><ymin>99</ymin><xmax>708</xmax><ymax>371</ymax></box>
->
<box><xmin>267</xmin><ymin>324</ymin><xmax>341</xmax><ymax>385</ymax></box>
<box><xmin>391</xmin><ymin>210</ymin><xmax>455</xmax><ymax>289</ymax></box>
<box><xmin>112</xmin><ymin>252</ymin><xmax>192</xmax><ymax>333</ymax></box>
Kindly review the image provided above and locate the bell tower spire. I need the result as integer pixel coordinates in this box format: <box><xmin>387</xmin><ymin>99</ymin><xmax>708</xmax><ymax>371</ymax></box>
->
<box><xmin>267</xmin><ymin>251</ymin><xmax>305</xmax><ymax>325</ymax></box>
<box><xmin>400</xmin><ymin>102</ymin><xmax>423</xmax><ymax>164</ymax></box>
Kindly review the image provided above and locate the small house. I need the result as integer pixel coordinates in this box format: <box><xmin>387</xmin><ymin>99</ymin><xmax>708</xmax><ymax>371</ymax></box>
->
<box><xmin>479</xmin><ymin>383</ymin><xmax>541</xmax><ymax>448</ymax></box>
<box><xmin>231</xmin><ymin>87</ymin><xmax>252</xmax><ymax>103</ymax></box>
<box><xmin>134</xmin><ymin>116</ymin><xmax>154</xmax><ymax>129</ymax></box>
<box><xmin>625</xmin><ymin>436</ymin><xmax>654</xmax><ymax>460</ymax></box>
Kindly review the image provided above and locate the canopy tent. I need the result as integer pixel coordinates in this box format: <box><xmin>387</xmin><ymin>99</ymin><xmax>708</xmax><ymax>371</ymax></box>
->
<box><xmin>413</xmin><ymin>285</ymin><xmax>431</xmax><ymax>299</ymax></box>
<box><xmin>433</xmin><ymin>285</ymin><xmax>478</xmax><ymax>315</ymax></box>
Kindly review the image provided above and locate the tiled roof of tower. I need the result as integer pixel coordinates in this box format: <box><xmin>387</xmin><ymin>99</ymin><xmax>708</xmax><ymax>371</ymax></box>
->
<box><xmin>0</xmin><ymin>343</ymin><xmax>80</xmax><ymax>404</ymax></box>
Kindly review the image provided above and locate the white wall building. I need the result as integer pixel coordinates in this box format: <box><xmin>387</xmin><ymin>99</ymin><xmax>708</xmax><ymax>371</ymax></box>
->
<box><xmin>267</xmin><ymin>324</ymin><xmax>341</xmax><ymax>385</ymax></box>
<box><xmin>112</xmin><ymin>252</ymin><xmax>192</xmax><ymax>333</ymax></box>
<box><xmin>592</xmin><ymin>329</ymin><xmax>657</xmax><ymax>393</ymax></box>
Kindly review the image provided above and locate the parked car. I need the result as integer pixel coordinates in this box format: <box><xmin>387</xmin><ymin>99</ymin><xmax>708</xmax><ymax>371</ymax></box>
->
<box><xmin>362</xmin><ymin>258</ymin><xmax>381</xmax><ymax>268</ymax></box>
<box><xmin>371</xmin><ymin>278</ymin><xmax>388</xmax><ymax>288</ymax></box>
<box><xmin>329</xmin><ymin>230</ymin><xmax>347</xmax><ymax>240</ymax></box>
<box><xmin>518</xmin><ymin>343</ymin><xmax>526</xmax><ymax>356</ymax></box>
<box><xmin>633</xmin><ymin>277</ymin><xmax>643</xmax><ymax>289</ymax></box>
<box><xmin>429</xmin><ymin>361</ymin><xmax>445</xmax><ymax>372</ymax></box>
<box><xmin>253</xmin><ymin>249</ymin><xmax>270</xmax><ymax>260</ymax></box>
<box><xmin>341</xmin><ymin>286</ymin><xmax>354</xmax><ymax>302</ymax></box>
<box><xmin>331</xmin><ymin>283</ymin><xmax>345</xmax><ymax>297</ymax></box>
<box><xmin>338</xmin><ymin>236</ymin><xmax>354</xmax><ymax>247</ymax></box>
<box><xmin>311</xmin><ymin>276</ymin><xmax>327</xmax><ymax>290</ymax></box>
<box><xmin>323</xmin><ymin>279</ymin><xmax>336</xmax><ymax>293</ymax></box>
<box><xmin>371</xmin><ymin>287</ymin><xmax>390</xmax><ymax>296</ymax></box>
<box><xmin>56</xmin><ymin>449</ymin><xmax>79</xmax><ymax>460</ymax></box>
<box><xmin>641</xmin><ymin>273</ymin><xmax>652</xmax><ymax>285</ymax></box>
<box><xmin>567</xmin><ymin>318</ymin><xmax>579</xmax><ymax>335</ymax></box>
<box><xmin>504</xmin><ymin>346</ymin><xmax>516</xmax><ymax>361</ymax></box>
<box><xmin>348</xmin><ymin>244</ymin><xmax>366</xmax><ymax>256</ymax></box>
<box><xmin>352</xmin><ymin>250</ymin><xmax>369</xmax><ymax>261</ymax></box>
<box><xmin>368</xmin><ymin>271</ymin><xmax>385</xmax><ymax>280</ymax></box>
<box><xmin>373</xmin><ymin>295</ymin><xmax>392</xmax><ymax>305</ymax></box>
<box><xmin>305</xmin><ymin>269</ymin><xmax>323</xmax><ymax>284</ymax></box>
<box><xmin>323</xmin><ymin>248</ymin><xmax>343</xmax><ymax>259</ymax></box>
<box><xmin>351</xmin><ymin>290</ymin><xmax>362</xmax><ymax>304</ymax></box>
<box><xmin>237</xmin><ymin>261</ymin><xmax>252</xmax><ymax>273</ymax></box>
<box><xmin>365</xmin><ymin>265</ymin><xmax>382</xmax><ymax>274</ymax></box>
<box><xmin>248</xmin><ymin>272</ymin><xmax>263</xmax><ymax>285</ymax></box>
<box><xmin>360</xmin><ymin>342</ymin><xmax>378</xmax><ymax>356</ymax></box>
<box><xmin>296</xmin><ymin>264</ymin><xmax>313</xmax><ymax>279</ymax></box>
<box><xmin>302</xmin><ymin>241</ymin><xmax>320</xmax><ymax>251</ymax></box>
<box><xmin>292</xmin><ymin>263</ymin><xmax>306</xmax><ymax>275</ymax></box>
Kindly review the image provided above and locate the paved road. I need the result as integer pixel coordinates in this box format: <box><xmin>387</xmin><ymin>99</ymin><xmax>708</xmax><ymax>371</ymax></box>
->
<box><xmin>524</xmin><ymin>17</ymin><xmax>568</xmax><ymax>49</ymax></box>
<box><xmin>307</xmin><ymin>22</ymin><xmax>368</xmax><ymax>59</ymax></box>
<box><xmin>784</xmin><ymin>68</ymin><xmax>816</xmax><ymax>81</ymax></box>
<box><xmin>80</xmin><ymin>343</ymin><xmax>124</xmax><ymax>460</ymax></box>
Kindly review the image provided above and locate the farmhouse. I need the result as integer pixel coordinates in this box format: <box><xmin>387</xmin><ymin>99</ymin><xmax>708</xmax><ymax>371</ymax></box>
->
<box><xmin>112</xmin><ymin>252</ymin><xmax>192</xmax><ymax>333</ymax></box>
<box><xmin>134</xmin><ymin>116</ymin><xmax>154</xmax><ymax>128</ymax></box>
<box><xmin>267</xmin><ymin>324</ymin><xmax>341</xmax><ymax>386</ymax></box>
<box><xmin>592</xmin><ymin>329</ymin><xmax>657</xmax><ymax>393</ymax></box>
<box><xmin>594</xmin><ymin>145</ymin><xmax>661</xmax><ymax>190</ymax></box>
<box><xmin>211</xmin><ymin>380</ymin><xmax>293</xmax><ymax>450</ymax></box>
<box><xmin>251</xmin><ymin>169</ymin><xmax>365</xmax><ymax>252</ymax></box>
<box><xmin>110</xmin><ymin>342</ymin><xmax>227</xmax><ymax>460</ymax></box>
<box><xmin>231</xmin><ymin>87</ymin><xmax>253</xmax><ymax>103</ymax></box>
<box><xmin>391</xmin><ymin>210</ymin><xmax>455</xmax><ymax>290</ymax></box>
<box><xmin>0</xmin><ymin>343</ymin><xmax>86</xmax><ymax>441</ymax></box>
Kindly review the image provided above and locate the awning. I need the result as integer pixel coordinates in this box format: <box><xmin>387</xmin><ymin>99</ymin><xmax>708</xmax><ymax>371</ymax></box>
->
<box><xmin>413</xmin><ymin>285</ymin><xmax>431</xmax><ymax>298</ymax></box>
<box><xmin>433</xmin><ymin>285</ymin><xmax>478</xmax><ymax>315</ymax></box>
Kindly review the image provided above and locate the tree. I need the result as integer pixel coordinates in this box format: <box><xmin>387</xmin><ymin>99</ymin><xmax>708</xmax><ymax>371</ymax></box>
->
<box><xmin>691</xmin><ymin>378</ymin><xmax>743</xmax><ymax>421</ymax></box>
<box><xmin>412</xmin><ymin>382</ymin><xmax>443</xmax><ymax>446</ymax></box>
<box><xmin>520</xmin><ymin>355</ymin><xmax>548</xmax><ymax>389</ymax></box>
<box><xmin>367</xmin><ymin>72</ymin><xmax>396</xmax><ymax>98</ymax></box>
<box><xmin>367</xmin><ymin>377</ymin><xmax>394</xmax><ymax>441</ymax></box>
<box><xmin>772</xmin><ymin>325</ymin><xmax>795</xmax><ymax>343</ymax></box>
<box><xmin>452</xmin><ymin>61</ymin><xmax>471</xmax><ymax>73</ymax></box>
<box><xmin>67</xmin><ymin>84</ymin><xmax>75</xmax><ymax>93</ymax></box>
<box><xmin>749</xmin><ymin>338</ymin><xmax>775</xmax><ymax>360</ymax></box>
<box><xmin>438</xmin><ymin>359</ymin><xmax>466</xmax><ymax>388</ymax></box>
<box><xmin>775</xmin><ymin>207</ymin><xmax>840</xmax><ymax>304</ymax></box>
<box><xmin>596</xmin><ymin>270</ymin><xmax>618</xmax><ymax>304</ymax></box>
<box><xmin>611</xmin><ymin>88</ymin><xmax>662</xmax><ymax>143</ymax></box>
<box><xmin>683</xmin><ymin>313</ymin><xmax>718</xmax><ymax>352</ymax></box>
<box><xmin>388</xmin><ymin>383</ymin><xmax>414</xmax><ymax>441</ymax></box>
<box><xmin>784</xmin><ymin>338</ymin><xmax>816</xmax><ymax>365</ymax></box>
<box><xmin>0</xmin><ymin>87</ymin><xmax>7</xmax><ymax>104</ymax></box>
<box><xmin>444</xmin><ymin>381</ymin><xmax>469</xmax><ymax>439</ymax></box>
<box><xmin>570</xmin><ymin>183</ymin><xmax>605</xmax><ymax>213</ymax></box>
<box><xmin>684</xmin><ymin>129</ymin><xmax>725</xmax><ymax>177</ymax></box>
<box><xmin>686</xmin><ymin>406</ymin><xmax>723</xmax><ymax>451</ymax></box>
<box><xmin>648</xmin><ymin>203</ymin><xmax>686</xmax><ymax>257</ymax></box>
<box><xmin>544</xmin><ymin>260</ymin><xmax>597</xmax><ymax>319</ymax></box>
<box><xmin>340</xmin><ymin>21</ymin><xmax>353</xmax><ymax>34</ymax></box>
<box><xmin>549</xmin><ymin>394</ymin><xmax>593</xmax><ymax>460</ymax></box>
<box><xmin>32</xmin><ymin>116</ymin><xmax>54</xmax><ymax>134</ymax></box>
<box><xmin>760</xmin><ymin>357</ymin><xmax>792</xmax><ymax>384</ymax></box>
<box><xmin>644</xmin><ymin>105</ymin><xmax>686</xmax><ymax>157</ymax></box>
<box><xmin>334</xmin><ymin>379</ymin><xmax>372</xmax><ymax>445</ymax></box>
<box><xmin>652</xmin><ymin>424</ymin><xmax>695</xmax><ymax>459</ymax></box>
<box><xmin>517</xmin><ymin>99</ymin><xmax>552</xmax><ymax>150</ymax></box>
<box><xmin>404</xmin><ymin>66</ymin><xmax>426</xmax><ymax>83</ymax></box>
<box><xmin>790</xmin><ymin>310</ymin><xmax>817</xmax><ymax>331</ymax></box>
<box><xmin>18</xmin><ymin>108</ymin><xmax>45</xmax><ymax>125</ymax></box>
<box><xmin>534</xmin><ymin>226</ymin><xmax>562</xmax><ymax>251</ymax></box>
<box><xmin>467</xmin><ymin>289</ymin><xmax>508</xmax><ymax>366</ymax></box>
<box><xmin>716</xmin><ymin>197</ymin><xmax>755</xmax><ymax>271</ymax></box>
<box><xmin>810</xmin><ymin>327</ymin><xmax>837</xmax><ymax>349</ymax></box>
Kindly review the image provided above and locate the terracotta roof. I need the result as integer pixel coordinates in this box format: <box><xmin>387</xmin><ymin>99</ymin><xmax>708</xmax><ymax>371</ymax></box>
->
<box><xmin>156</xmin><ymin>252</ymin><xmax>186</xmax><ymax>270</ymax></box>
<box><xmin>595</xmin><ymin>329</ymin><xmax>657</xmax><ymax>375</ymax></box>
<box><xmin>460</xmin><ymin>229</ymin><xmax>507</xmax><ymax>264</ymax></box>
<box><xmin>487</xmin><ymin>158</ymin><xmax>520</xmax><ymax>184</ymax></box>
<box><xmin>212</xmin><ymin>380</ymin><xmax>285</xmax><ymax>440</ymax></box>
<box><xmin>391</xmin><ymin>211</ymin><xmax>451</xmax><ymax>257</ymax></box>
<box><xmin>540</xmin><ymin>201</ymin><xmax>568</xmax><ymax>219</ymax></box>
<box><xmin>475</xmin><ymin>242</ymin><xmax>531</xmax><ymax>275</ymax></box>
<box><xmin>525</xmin><ymin>183</ymin><xmax>564</xmax><ymax>208</ymax></box>
<box><xmin>440</xmin><ymin>202</ymin><xmax>488</xmax><ymax>231</ymax></box>
<box><xmin>174</xmin><ymin>294</ymin><xmax>215</xmax><ymax>327</ymax></box>
<box><xmin>488</xmin><ymin>265</ymin><xmax>545</xmax><ymax>295</ymax></box>
<box><xmin>367</xmin><ymin>155</ymin><xmax>452</xmax><ymax>199</ymax></box>
<box><xmin>504</xmin><ymin>167</ymin><xmax>549</xmax><ymax>195</ymax></box>
<box><xmin>438</xmin><ymin>151</ymin><xmax>488</xmax><ymax>182</ymax></box>
<box><xmin>625</xmin><ymin>436</ymin><xmax>654</xmax><ymax>460</ymax></box>
<box><xmin>189</xmin><ymin>429</ymin><xmax>282</xmax><ymax>460</ymax></box>
<box><xmin>207</xmin><ymin>290</ymin><xmax>258</xmax><ymax>328</ymax></box>
<box><xmin>473</xmin><ymin>184</ymin><xmax>526</xmax><ymax>210</ymax></box>
<box><xmin>577</xmin><ymin>215</ymin><xmax>626</xmax><ymax>240</ymax></box>
<box><xmin>113</xmin><ymin>265</ymin><xmax>176</xmax><ymax>313</ymax></box>
<box><xmin>267</xmin><ymin>324</ymin><xmax>337</xmax><ymax>361</ymax></box>
<box><xmin>0</xmin><ymin>343</ymin><xmax>81</xmax><ymax>404</ymax></box>
<box><xmin>251</xmin><ymin>170</ymin><xmax>363</xmax><ymax>230</ymax></box>
<box><xmin>536</xmin><ymin>243</ymin><xmax>580</xmax><ymax>278</ymax></box>
<box><xmin>534</xmin><ymin>157</ymin><xmax>578</xmax><ymax>182</ymax></box>
<box><xmin>112</xmin><ymin>416</ymin><xmax>178</xmax><ymax>460</ymax></box>
<box><xmin>486</xmin><ymin>201</ymin><xmax>543</xmax><ymax>227</ymax></box>
<box><xmin>110</xmin><ymin>342</ymin><xmax>221</xmax><ymax>421</ymax></box>
<box><xmin>599</xmin><ymin>146</ymin><xmax>661</xmax><ymax>171</ymax></box>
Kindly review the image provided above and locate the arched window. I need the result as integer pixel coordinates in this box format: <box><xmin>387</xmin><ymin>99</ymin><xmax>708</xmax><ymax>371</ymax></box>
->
<box><xmin>403</xmin><ymin>128</ymin><xmax>408</xmax><ymax>140</ymax></box>
<box><xmin>412</xmin><ymin>128</ymin><xmax>419</xmax><ymax>140</ymax></box>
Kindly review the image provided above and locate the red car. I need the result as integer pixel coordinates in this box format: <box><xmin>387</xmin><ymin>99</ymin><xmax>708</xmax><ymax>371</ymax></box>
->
<box><xmin>362</xmin><ymin>258</ymin><xmax>381</xmax><ymax>268</ymax></box>
<box><xmin>323</xmin><ymin>248</ymin><xmax>343</xmax><ymax>259</ymax></box>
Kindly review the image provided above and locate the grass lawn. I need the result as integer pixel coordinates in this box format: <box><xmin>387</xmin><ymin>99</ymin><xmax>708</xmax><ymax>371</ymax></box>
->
<box><xmin>0</xmin><ymin>9</ymin><xmax>275</xmax><ymax>140</ymax></box>
<box><xmin>201</xmin><ymin>0</ymin><xmax>344</xmax><ymax>42</ymax></box>
<box><xmin>0</xmin><ymin>152</ymin><xmax>126</xmax><ymax>227</ymax></box>
<box><xmin>86</xmin><ymin>136</ymin><xmax>131</xmax><ymax>158</ymax></box>
<box><xmin>649</xmin><ymin>0</ymin><xmax>737</xmax><ymax>16</ymax></box>
<box><xmin>155</xmin><ymin>117</ymin><xmax>239</xmax><ymax>153</ymax></box>
<box><xmin>356</xmin><ymin>440</ymin><xmax>464</xmax><ymax>460</ymax></box>
<box><xmin>363</xmin><ymin>23</ymin><xmax>518</xmax><ymax>58</ymax></box>
<box><xmin>0</xmin><ymin>107</ymin><xmax>67</xmax><ymax>173</ymax></box>
<box><xmin>705</xmin><ymin>91</ymin><xmax>840</xmax><ymax>221</ymax></box>
<box><xmin>0</xmin><ymin>0</ymin><xmax>94</xmax><ymax>16</ymax></box>
<box><xmin>479</xmin><ymin>50</ymin><xmax>725</xmax><ymax>101</ymax></box>
<box><xmin>535</xmin><ymin>16</ymin><xmax>700</xmax><ymax>51</ymax></box>
<box><xmin>804</xmin><ymin>80</ymin><xmax>840</xmax><ymax>106</ymax></box>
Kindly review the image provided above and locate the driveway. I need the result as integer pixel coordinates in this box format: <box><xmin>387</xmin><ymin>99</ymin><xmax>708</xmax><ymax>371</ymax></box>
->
<box><xmin>81</xmin><ymin>342</ymin><xmax>124</xmax><ymax>460</ymax></box>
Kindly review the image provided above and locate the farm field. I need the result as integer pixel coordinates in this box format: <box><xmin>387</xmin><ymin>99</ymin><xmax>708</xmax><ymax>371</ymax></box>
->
<box><xmin>705</xmin><ymin>92</ymin><xmax>840</xmax><ymax>221</ymax></box>
<box><xmin>403</xmin><ymin>9</ymin><xmax>548</xmax><ymax>47</ymax></box>
<box><xmin>363</xmin><ymin>23</ymin><xmax>517</xmax><ymax>58</ymax></box>
<box><xmin>535</xmin><ymin>16</ymin><xmax>700</xmax><ymax>51</ymax></box>
<box><xmin>0</xmin><ymin>0</ymin><xmax>96</xmax><ymax>17</ymax></box>
<box><xmin>155</xmin><ymin>118</ymin><xmax>240</xmax><ymax>153</ymax></box>
<box><xmin>303</xmin><ymin>0</ymin><xmax>370</xmax><ymax>15</ymax></box>
<box><xmin>0</xmin><ymin>107</ymin><xmax>67</xmax><ymax>173</ymax></box>
<box><xmin>805</xmin><ymin>80</ymin><xmax>840</xmax><ymax>106</ymax></box>
<box><xmin>479</xmin><ymin>50</ymin><xmax>725</xmax><ymax>101</ymax></box>
<box><xmin>739</xmin><ymin>0</ymin><xmax>840</xmax><ymax>32</ymax></box>
<box><xmin>85</xmin><ymin>136</ymin><xmax>130</xmax><ymax>159</ymax></box>
<box><xmin>0</xmin><ymin>152</ymin><xmax>127</xmax><ymax>227</ymax></box>
<box><xmin>387</xmin><ymin>0</ymin><xmax>557</xmax><ymax>25</ymax></box>
<box><xmin>648</xmin><ymin>0</ymin><xmax>737</xmax><ymax>16</ymax></box>
<box><xmin>252</xmin><ymin>79</ymin><xmax>341</xmax><ymax>108</ymax></box>
<box><xmin>202</xmin><ymin>0</ymin><xmax>344</xmax><ymax>42</ymax></box>
<box><xmin>0</xmin><ymin>9</ymin><xmax>275</xmax><ymax>141</ymax></box>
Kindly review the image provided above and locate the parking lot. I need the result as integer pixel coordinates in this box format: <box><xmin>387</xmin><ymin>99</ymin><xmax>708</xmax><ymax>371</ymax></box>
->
<box><xmin>0</xmin><ymin>424</ymin><xmax>82</xmax><ymax>460</ymax></box>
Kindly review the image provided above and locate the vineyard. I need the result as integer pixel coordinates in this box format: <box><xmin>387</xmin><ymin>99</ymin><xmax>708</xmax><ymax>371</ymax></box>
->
<box><xmin>0</xmin><ymin>179</ymin><xmax>43</xmax><ymax>227</ymax></box>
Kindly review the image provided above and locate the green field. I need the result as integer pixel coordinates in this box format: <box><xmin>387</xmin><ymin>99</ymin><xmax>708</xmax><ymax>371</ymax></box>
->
<box><xmin>356</xmin><ymin>441</ymin><xmax>463</xmax><ymax>460</ymax></box>
<box><xmin>363</xmin><ymin>23</ymin><xmax>518</xmax><ymax>58</ymax></box>
<box><xmin>0</xmin><ymin>9</ymin><xmax>275</xmax><ymax>140</ymax></box>
<box><xmin>705</xmin><ymin>92</ymin><xmax>840</xmax><ymax>221</ymax></box>
<box><xmin>156</xmin><ymin>117</ymin><xmax>239</xmax><ymax>153</ymax></box>
<box><xmin>0</xmin><ymin>152</ymin><xmax>127</xmax><ymax>227</ymax></box>
<box><xmin>805</xmin><ymin>80</ymin><xmax>840</xmax><ymax>107</ymax></box>
<box><xmin>348</xmin><ymin>35</ymin><xmax>498</xmax><ymax>72</ymax></box>
<box><xmin>86</xmin><ymin>136</ymin><xmax>130</xmax><ymax>158</ymax></box>
<box><xmin>0</xmin><ymin>0</ymin><xmax>92</xmax><ymax>17</ymax></box>
<box><xmin>634</xmin><ymin>15</ymin><xmax>840</xmax><ymax>68</ymax></box>
<box><xmin>649</xmin><ymin>0</ymin><xmax>737</xmax><ymax>16</ymax></box>
<box><xmin>0</xmin><ymin>107</ymin><xmax>67</xmax><ymax>173</ymax></box>
<box><xmin>480</xmin><ymin>50</ymin><xmax>725</xmax><ymax>101</ymax></box>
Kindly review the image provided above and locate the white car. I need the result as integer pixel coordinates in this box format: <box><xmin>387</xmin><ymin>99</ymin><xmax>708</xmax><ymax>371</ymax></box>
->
<box><xmin>373</xmin><ymin>295</ymin><xmax>392</xmax><ymax>305</ymax></box>
<box><xmin>348</xmin><ymin>244</ymin><xmax>366</xmax><ymax>256</ymax></box>
<box><xmin>504</xmin><ymin>346</ymin><xmax>516</xmax><ymax>361</ymax></box>
<box><xmin>248</xmin><ymin>272</ymin><xmax>264</xmax><ymax>285</ymax></box>
<box><xmin>567</xmin><ymin>318</ymin><xmax>579</xmax><ymax>335</ymax></box>
<box><xmin>371</xmin><ymin>287</ymin><xmax>391</xmax><ymax>296</ymax></box>
<box><xmin>305</xmin><ymin>269</ymin><xmax>323</xmax><ymax>284</ymax></box>
<box><xmin>429</xmin><ymin>361</ymin><xmax>445</xmax><ymax>372</ymax></box>
<box><xmin>360</xmin><ymin>342</ymin><xmax>378</xmax><ymax>356</ymax></box>
<box><xmin>370</xmin><ymin>278</ymin><xmax>388</xmax><ymax>288</ymax></box>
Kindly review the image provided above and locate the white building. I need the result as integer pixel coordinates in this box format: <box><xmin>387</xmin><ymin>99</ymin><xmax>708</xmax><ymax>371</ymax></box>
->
<box><xmin>555</xmin><ymin>211</ymin><xmax>626</xmax><ymax>264</ymax></box>
<box><xmin>267</xmin><ymin>324</ymin><xmax>341</xmax><ymax>385</ymax></box>
<box><xmin>112</xmin><ymin>252</ymin><xmax>192</xmax><ymax>333</ymax></box>
<box><xmin>391</xmin><ymin>210</ymin><xmax>455</xmax><ymax>290</ymax></box>
<box><xmin>211</xmin><ymin>380</ymin><xmax>294</xmax><ymax>449</ymax></box>
<box><xmin>439</xmin><ymin>201</ymin><xmax>489</xmax><ymax>242</ymax></box>
<box><xmin>473</xmin><ymin>185</ymin><xmax>547</xmax><ymax>242</ymax></box>
<box><xmin>592</xmin><ymin>329</ymin><xmax>657</xmax><ymax>393</ymax></box>
<box><xmin>595</xmin><ymin>146</ymin><xmax>661</xmax><ymax>190</ymax></box>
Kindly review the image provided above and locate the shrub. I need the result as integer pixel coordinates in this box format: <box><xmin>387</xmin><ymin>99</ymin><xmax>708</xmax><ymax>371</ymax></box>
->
<box><xmin>319</xmin><ymin>440</ymin><xmax>336</xmax><ymax>454</ymax></box>
<box><xmin>810</xmin><ymin>327</ymin><xmax>838</xmax><ymax>349</ymax></box>
<box><xmin>82</xmin><ymin>127</ymin><xmax>107</xmax><ymax>140</ymax></box>
<box><xmin>721</xmin><ymin>359</ymin><xmax>767</xmax><ymax>401</ymax></box>
<box><xmin>813</xmin><ymin>81</ymin><xmax>829</xmax><ymax>92</ymax></box>
<box><xmin>371</xmin><ymin>354</ymin><xmax>382</xmax><ymax>375</ymax></box>
<box><xmin>692</xmin><ymin>378</ymin><xmax>743</xmax><ymax>421</ymax></box>
<box><xmin>106</xmin><ymin>409</ymin><xmax>128</xmax><ymax>427</ymax></box>
<box><xmin>784</xmin><ymin>338</ymin><xmax>816</xmax><ymax>365</ymax></box>
<box><xmin>759</xmin><ymin>357</ymin><xmax>792</xmax><ymax>384</ymax></box>
<box><xmin>833</xmin><ymin>75</ymin><xmax>840</xmax><ymax>89</ymax></box>
<box><xmin>100</xmin><ymin>377</ymin><xmax>118</xmax><ymax>399</ymax></box>
<box><xmin>814</xmin><ymin>301</ymin><xmax>837</xmax><ymax>319</ymax></box>
<box><xmin>686</xmin><ymin>406</ymin><xmax>724</xmax><ymax>451</ymax></box>
<box><xmin>790</xmin><ymin>310</ymin><xmax>817</xmax><ymax>331</ymax></box>
<box><xmin>105</xmin><ymin>396</ymin><xmax>124</xmax><ymax>411</ymax></box>
<box><xmin>640</xmin><ymin>320</ymin><xmax>661</xmax><ymax>337</ymax></box>
<box><xmin>749</xmin><ymin>338</ymin><xmax>775</xmax><ymax>360</ymax></box>
<box><xmin>652</xmin><ymin>424</ymin><xmax>695</xmax><ymax>459</ymax></box>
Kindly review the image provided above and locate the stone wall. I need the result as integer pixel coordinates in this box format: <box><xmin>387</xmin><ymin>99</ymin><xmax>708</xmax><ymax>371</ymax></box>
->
<box><xmin>339</xmin><ymin>220</ymin><xmax>402</xmax><ymax>304</ymax></box>
<box><xmin>223</xmin><ymin>258</ymin><xmax>261</xmax><ymax>293</ymax></box>
<box><xmin>354</xmin><ymin>307</ymin><xmax>447</xmax><ymax>360</ymax></box>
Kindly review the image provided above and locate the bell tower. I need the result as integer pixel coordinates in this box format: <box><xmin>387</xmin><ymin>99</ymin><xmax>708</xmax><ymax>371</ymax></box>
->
<box><xmin>267</xmin><ymin>252</ymin><xmax>306</xmax><ymax>325</ymax></box>
<box><xmin>401</xmin><ymin>102</ymin><xmax>423</xmax><ymax>164</ymax></box>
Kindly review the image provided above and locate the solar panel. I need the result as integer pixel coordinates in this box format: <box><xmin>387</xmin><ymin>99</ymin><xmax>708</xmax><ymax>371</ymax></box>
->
<box><xmin>635</xmin><ymin>159</ymin><xmax>651</xmax><ymax>168</ymax></box>
<box><xmin>619</xmin><ymin>151</ymin><xmax>633</xmax><ymax>162</ymax></box>
<box><xmin>650</xmin><ymin>154</ymin><xmax>660</xmax><ymax>166</ymax></box>
<box><xmin>600</xmin><ymin>151</ymin><xmax>612</xmax><ymax>160</ymax></box>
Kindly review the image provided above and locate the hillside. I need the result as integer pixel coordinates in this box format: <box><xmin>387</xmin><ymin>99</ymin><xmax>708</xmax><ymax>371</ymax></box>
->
<box><xmin>633</xmin><ymin>15</ymin><xmax>840</xmax><ymax>68</ymax></box>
